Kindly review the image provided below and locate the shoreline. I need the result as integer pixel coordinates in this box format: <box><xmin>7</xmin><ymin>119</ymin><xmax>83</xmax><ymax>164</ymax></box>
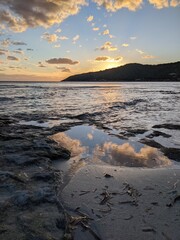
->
<box><xmin>0</xmin><ymin>116</ymin><xmax>180</xmax><ymax>239</ymax></box>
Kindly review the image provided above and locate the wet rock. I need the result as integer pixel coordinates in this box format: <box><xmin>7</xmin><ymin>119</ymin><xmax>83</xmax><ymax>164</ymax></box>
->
<box><xmin>124</xmin><ymin>129</ymin><xmax>147</xmax><ymax>137</ymax></box>
<box><xmin>152</xmin><ymin>124</ymin><xmax>180</xmax><ymax>130</ymax></box>
<box><xmin>12</xmin><ymin>190</ymin><xmax>31</xmax><ymax>207</ymax></box>
<box><xmin>140</xmin><ymin>139</ymin><xmax>180</xmax><ymax>162</ymax></box>
<box><xmin>31</xmin><ymin>172</ymin><xmax>54</xmax><ymax>182</ymax></box>
<box><xmin>104</xmin><ymin>174</ymin><xmax>113</xmax><ymax>178</ymax></box>
<box><xmin>163</xmin><ymin>148</ymin><xmax>180</xmax><ymax>162</ymax></box>
<box><xmin>35</xmin><ymin>146</ymin><xmax>71</xmax><ymax>160</ymax></box>
<box><xmin>0</xmin><ymin>171</ymin><xmax>26</xmax><ymax>183</ymax></box>
<box><xmin>5</xmin><ymin>154</ymin><xmax>38</xmax><ymax>166</ymax></box>
<box><xmin>16</xmin><ymin>209</ymin><xmax>64</xmax><ymax>240</ymax></box>
<box><xmin>140</xmin><ymin>139</ymin><xmax>163</xmax><ymax>149</ymax></box>
<box><xmin>12</xmin><ymin>187</ymin><xmax>57</xmax><ymax>207</ymax></box>
<box><xmin>0</xmin><ymin>117</ymin><xmax>15</xmax><ymax>126</ymax></box>
<box><xmin>31</xmin><ymin>187</ymin><xmax>57</xmax><ymax>204</ymax></box>
<box><xmin>146</xmin><ymin>131</ymin><xmax>171</xmax><ymax>138</ymax></box>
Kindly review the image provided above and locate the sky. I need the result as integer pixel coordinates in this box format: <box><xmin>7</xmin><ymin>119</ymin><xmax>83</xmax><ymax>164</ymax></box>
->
<box><xmin>0</xmin><ymin>0</ymin><xmax>179</xmax><ymax>81</ymax></box>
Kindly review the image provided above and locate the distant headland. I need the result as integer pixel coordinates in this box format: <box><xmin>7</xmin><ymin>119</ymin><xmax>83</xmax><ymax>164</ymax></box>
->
<box><xmin>63</xmin><ymin>61</ymin><xmax>180</xmax><ymax>82</ymax></box>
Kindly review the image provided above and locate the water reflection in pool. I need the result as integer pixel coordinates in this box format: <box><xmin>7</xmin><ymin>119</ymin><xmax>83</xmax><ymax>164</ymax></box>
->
<box><xmin>51</xmin><ymin>125</ymin><xmax>171</xmax><ymax>168</ymax></box>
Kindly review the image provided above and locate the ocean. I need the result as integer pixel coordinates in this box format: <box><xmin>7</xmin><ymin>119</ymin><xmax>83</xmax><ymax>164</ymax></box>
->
<box><xmin>0</xmin><ymin>81</ymin><xmax>180</xmax><ymax>165</ymax></box>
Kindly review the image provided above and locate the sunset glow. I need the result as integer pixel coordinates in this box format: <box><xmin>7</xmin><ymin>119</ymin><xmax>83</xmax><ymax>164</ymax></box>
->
<box><xmin>0</xmin><ymin>0</ymin><xmax>179</xmax><ymax>81</ymax></box>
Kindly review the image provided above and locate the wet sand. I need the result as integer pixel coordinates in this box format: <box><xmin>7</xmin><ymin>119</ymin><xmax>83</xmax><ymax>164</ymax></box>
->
<box><xmin>62</xmin><ymin>165</ymin><xmax>180</xmax><ymax>240</ymax></box>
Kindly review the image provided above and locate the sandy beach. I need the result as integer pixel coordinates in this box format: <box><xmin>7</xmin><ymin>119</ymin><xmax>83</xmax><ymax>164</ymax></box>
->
<box><xmin>62</xmin><ymin>165</ymin><xmax>180</xmax><ymax>240</ymax></box>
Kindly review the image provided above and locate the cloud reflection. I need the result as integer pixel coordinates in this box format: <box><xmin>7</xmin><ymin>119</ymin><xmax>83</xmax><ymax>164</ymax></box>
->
<box><xmin>51</xmin><ymin>132</ymin><xmax>86</xmax><ymax>157</ymax></box>
<box><xmin>98</xmin><ymin>142</ymin><xmax>171</xmax><ymax>167</ymax></box>
<box><xmin>87</xmin><ymin>133</ymin><xmax>93</xmax><ymax>140</ymax></box>
<box><xmin>51</xmin><ymin>127</ymin><xmax>171</xmax><ymax>168</ymax></box>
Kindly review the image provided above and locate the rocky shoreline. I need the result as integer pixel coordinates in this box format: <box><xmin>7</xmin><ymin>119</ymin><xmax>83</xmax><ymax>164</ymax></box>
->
<box><xmin>0</xmin><ymin>116</ymin><xmax>74</xmax><ymax>240</ymax></box>
<box><xmin>1</xmin><ymin>115</ymin><xmax>180</xmax><ymax>240</ymax></box>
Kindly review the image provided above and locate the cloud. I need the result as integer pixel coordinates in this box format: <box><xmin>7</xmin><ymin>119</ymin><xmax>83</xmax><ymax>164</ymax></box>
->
<box><xmin>55</xmin><ymin>28</ymin><xmax>62</xmax><ymax>33</ymax></box>
<box><xmin>0</xmin><ymin>10</ymin><xmax>27</xmax><ymax>32</ymax></box>
<box><xmin>93</xmin><ymin>0</ymin><xmax>143</xmax><ymax>11</ymax></box>
<box><xmin>42</xmin><ymin>33</ymin><xmax>58</xmax><ymax>43</ymax></box>
<box><xmin>95</xmin><ymin>56</ymin><xmax>123</xmax><ymax>62</ymax></box>
<box><xmin>0</xmin><ymin>1</ymin><xmax>179</xmax><ymax>33</ymax></box>
<box><xmin>149</xmin><ymin>0</ymin><xmax>180</xmax><ymax>8</ymax></box>
<box><xmin>130</xmin><ymin>36</ymin><xmax>137</xmax><ymax>40</ymax></box>
<box><xmin>13</xmin><ymin>50</ymin><xmax>24</xmax><ymax>54</ymax></box>
<box><xmin>46</xmin><ymin>58</ymin><xmax>79</xmax><ymax>65</ymax></box>
<box><xmin>136</xmin><ymin>49</ymin><xmax>145</xmax><ymax>54</ymax></box>
<box><xmin>1</xmin><ymin>39</ymin><xmax>27</xmax><ymax>47</ymax></box>
<box><xmin>109</xmin><ymin>34</ymin><xmax>115</xmax><ymax>38</ymax></box>
<box><xmin>87</xmin><ymin>15</ymin><xmax>94</xmax><ymax>22</ymax></box>
<box><xmin>1</xmin><ymin>39</ymin><xmax>11</xmax><ymax>47</ymax></box>
<box><xmin>142</xmin><ymin>55</ymin><xmax>156</xmax><ymax>59</ymax></box>
<box><xmin>12</xmin><ymin>41</ymin><xmax>27</xmax><ymax>46</ymax></box>
<box><xmin>9</xmin><ymin>66</ymin><xmax>22</xmax><ymax>70</ymax></box>
<box><xmin>54</xmin><ymin>44</ymin><xmax>61</xmax><ymax>48</ymax></box>
<box><xmin>0</xmin><ymin>0</ymin><xmax>87</xmax><ymax>32</ymax></box>
<box><xmin>149</xmin><ymin>0</ymin><xmax>168</xmax><ymax>8</ymax></box>
<box><xmin>122</xmin><ymin>43</ymin><xmax>129</xmax><ymax>47</ymax></box>
<box><xmin>87</xmin><ymin>133</ymin><xmax>93</xmax><ymax>140</ymax></box>
<box><xmin>51</xmin><ymin>132</ymin><xmax>86</xmax><ymax>158</ymax></box>
<box><xmin>95</xmin><ymin>56</ymin><xmax>110</xmax><ymax>61</ymax></box>
<box><xmin>102</xmin><ymin>29</ymin><xmax>110</xmax><ymax>35</ymax></box>
<box><xmin>100</xmin><ymin>142</ymin><xmax>171</xmax><ymax>167</ymax></box>
<box><xmin>7</xmin><ymin>55</ymin><xmax>19</xmax><ymax>61</ymax></box>
<box><xmin>170</xmin><ymin>0</ymin><xmax>180</xmax><ymax>7</ymax></box>
<box><xmin>98</xmin><ymin>41</ymin><xmax>118</xmax><ymax>51</ymax></box>
<box><xmin>56</xmin><ymin>67</ymin><xmax>71</xmax><ymax>73</ymax></box>
<box><xmin>93</xmin><ymin>27</ymin><xmax>99</xmax><ymax>31</ymax></box>
<box><xmin>0</xmin><ymin>51</ymin><xmax>5</xmax><ymax>55</ymax></box>
<box><xmin>38</xmin><ymin>61</ymin><xmax>46</xmax><ymax>68</ymax></box>
<box><xmin>148</xmin><ymin>0</ymin><xmax>177</xmax><ymax>8</ymax></box>
<box><xmin>73</xmin><ymin>34</ymin><xmax>80</xmax><ymax>43</ymax></box>
<box><xmin>59</xmin><ymin>36</ymin><xmax>69</xmax><ymax>40</ymax></box>
<box><xmin>0</xmin><ymin>48</ymin><xmax>8</xmax><ymax>55</ymax></box>
<box><xmin>136</xmin><ymin>49</ymin><xmax>156</xmax><ymax>59</ymax></box>
<box><xmin>94</xmin><ymin>0</ymin><xmax>179</xmax><ymax>11</ymax></box>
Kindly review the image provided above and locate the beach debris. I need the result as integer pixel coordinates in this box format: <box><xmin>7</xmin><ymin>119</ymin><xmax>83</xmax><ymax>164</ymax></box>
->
<box><xmin>64</xmin><ymin>210</ymin><xmax>101</xmax><ymax>240</ymax></box>
<box><xmin>79</xmin><ymin>190</ymin><xmax>91</xmax><ymax>196</ymax></box>
<box><xmin>124</xmin><ymin>215</ymin><xmax>133</xmax><ymax>220</ymax></box>
<box><xmin>119</xmin><ymin>200</ymin><xmax>137</xmax><ymax>206</ymax></box>
<box><xmin>100</xmin><ymin>190</ymin><xmax>112</xmax><ymax>205</ymax></box>
<box><xmin>143</xmin><ymin>186</ymin><xmax>155</xmax><ymax>191</ymax></box>
<box><xmin>166</xmin><ymin>194</ymin><xmax>180</xmax><ymax>207</ymax></box>
<box><xmin>123</xmin><ymin>182</ymin><xmax>141</xmax><ymax>198</ymax></box>
<box><xmin>104</xmin><ymin>173</ymin><xmax>113</xmax><ymax>178</ymax></box>
<box><xmin>173</xmin><ymin>180</ymin><xmax>179</xmax><ymax>189</ymax></box>
<box><xmin>151</xmin><ymin>202</ymin><xmax>159</xmax><ymax>206</ymax></box>
<box><xmin>142</xmin><ymin>227</ymin><xmax>156</xmax><ymax>233</ymax></box>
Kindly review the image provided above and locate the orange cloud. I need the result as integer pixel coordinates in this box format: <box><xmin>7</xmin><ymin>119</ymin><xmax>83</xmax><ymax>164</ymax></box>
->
<box><xmin>98</xmin><ymin>41</ymin><xmax>118</xmax><ymax>51</ymax></box>
<box><xmin>87</xmin><ymin>15</ymin><xmax>94</xmax><ymax>22</ymax></box>
<box><xmin>100</xmin><ymin>142</ymin><xmax>171</xmax><ymax>167</ymax></box>
<box><xmin>102</xmin><ymin>29</ymin><xmax>110</xmax><ymax>35</ymax></box>
<box><xmin>41</xmin><ymin>33</ymin><xmax>58</xmax><ymax>43</ymax></box>
<box><xmin>51</xmin><ymin>132</ymin><xmax>86</xmax><ymax>157</ymax></box>
<box><xmin>7</xmin><ymin>55</ymin><xmax>19</xmax><ymax>61</ymax></box>
<box><xmin>46</xmin><ymin>58</ymin><xmax>79</xmax><ymax>65</ymax></box>
<box><xmin>95</xmin><ymin>55</ymin><xmax>123</xmax><ymax>62</ymax></box>
<box><xmin>0</xmin><ymin>0</ymin><xmax>88</xmax><ymax>32</ymax></box>
<box><xmin>93</xmin><ymin>0</ymin><xmax>143</xmax><ymax>11</ymax></box>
